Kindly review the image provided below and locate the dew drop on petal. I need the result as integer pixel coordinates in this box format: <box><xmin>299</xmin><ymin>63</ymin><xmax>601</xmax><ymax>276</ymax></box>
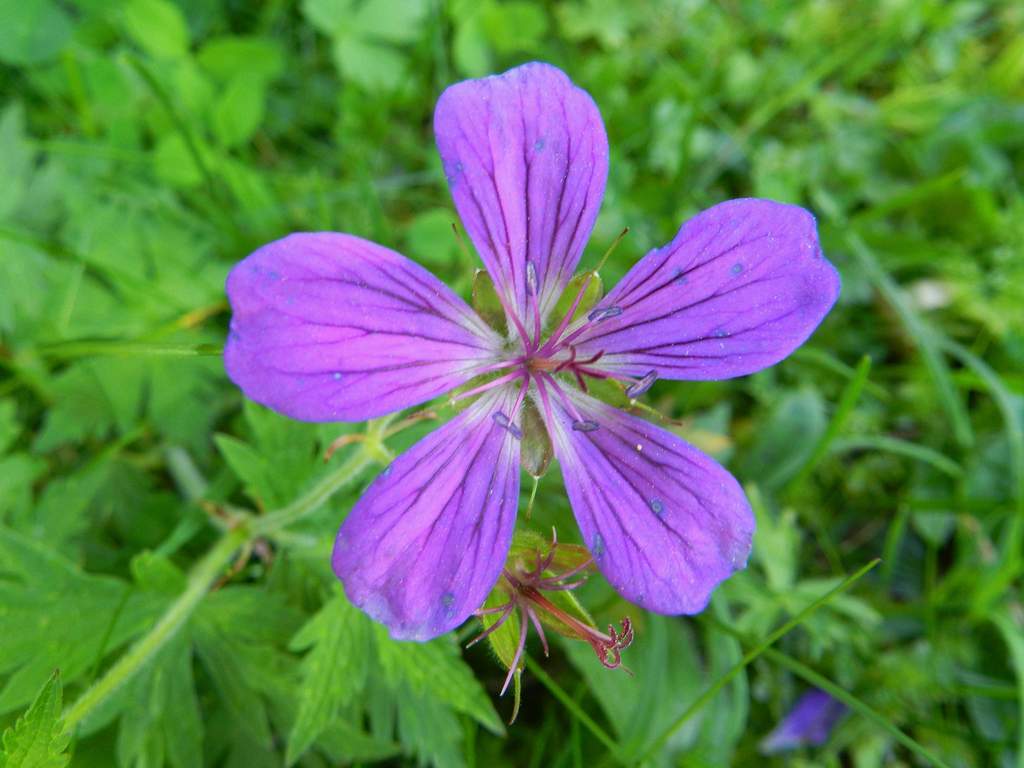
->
<box><xmin>441</xmin><ymin>592</ymin><xmax>456</xmax><ymax>618</ymax></box>
<box><xmin>592</xmin><ymin>533</ymin><xmax>605</xmax><ymax>559</ymax></box>
<box><xmin>332</xmin><ymin>372</ymin><xmax>343</xmax><ymax>381</ymax></box>
<box><xmin>649</xmin><ymin>498</ymin><xmax>665</xmax><ymax>517</ymax></box>
<box><xmin>572</xmin><ymin>419</ymin><xmax>599</xmax><ymax>433</ymax></box>
<box><xmin>534</xmin><ymin>138</ymin><xmax>545</xmax><ymax>151</ymax></box>
<box><xmin>731</xmin><ymin>262</ymin><xmax>743</xmax><ymax>275</ymax></box>
<box><xmin>713</xmin><ymin>327</ymin><xmax>730</xmax><ymax>338</ymax></box>
<box><xmin>673</xmin><ymin>267</ymin><xmax>689</xmax><ymax>286</ymax></box>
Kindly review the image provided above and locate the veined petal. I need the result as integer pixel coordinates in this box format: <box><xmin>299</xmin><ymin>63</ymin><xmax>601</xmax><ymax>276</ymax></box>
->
<box><xmin>539</xmin><ymin>388</ymin><xmax>753</xmax><ymax>614</ymax></box>
<box><xmin>572</xmin><ymin>199</ymin><xmax>840</xmax><ymax>380</ymax></box>
<box><xmin>435</xmin><ymin>62</ymin><xmax>608</xmax><ymax>327</ymax></box>
<box><xmin>332</xmin><ymin>385</ymin><xmax>522</xmax><ymax>641</ymax></box>
<box><xmin>225</xmin><ymin>233</ymin><xmax>503</xmax><ymax>422</ymax></box>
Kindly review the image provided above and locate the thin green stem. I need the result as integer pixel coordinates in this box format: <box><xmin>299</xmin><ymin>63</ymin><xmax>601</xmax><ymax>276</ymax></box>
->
<box><xmin>636</xmin><ymin>559</ymin><xmax>880</xmax><ymax>762</ymax></box>
<box><xmin>37</xmin><ymin>340</ymin><xmax>223</xmax><ymax>360</ymax></box>
<box><xmin>63</xmin><ymin>442</ymin><xmax>378</xmax><ymax>732</ymax></box>
<box><xmin>785</xmin><ymin>355</ymin><xmax>872</xmax><ymax>495</ymax></box>
<box><xmin>846</xmin><ymin>233</ymin><xmax>973</xmax><ymax>448</ymax></box>
<box><xmin>523</xmin><ymin>652</ymin><xmax>624</xmax><ymax>764</ymax></box>
<box><xmin>63</xmin><ymin>525</ymin><xmax>249</xmax><ymax>732</ymax></box>
<box><xmin>250</xmin><ymin>444</ymin><xmax>376</xmax><ymax>536</ymax></box>
<box><xmin>762</xmin><ymin>648</ymin><xmax>954</xmax><ymax>768</ymax></box>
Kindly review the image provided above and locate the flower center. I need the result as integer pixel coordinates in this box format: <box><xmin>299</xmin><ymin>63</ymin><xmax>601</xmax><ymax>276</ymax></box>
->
<box><xmin>454</xmin><ymin>265</ymin><xmax>657</xmax><ymax>437</ymax></box>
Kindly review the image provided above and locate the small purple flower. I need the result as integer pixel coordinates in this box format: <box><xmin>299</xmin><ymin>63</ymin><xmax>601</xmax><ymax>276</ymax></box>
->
<box><xmin>224</xmin><ymin>63</ymin><xmax>840</xmax><ymax>641</ymax></box>
<box><xmin>761</xmin><ymin>689</ymin><xmax>848</xmax><ymax>753</ymax></box>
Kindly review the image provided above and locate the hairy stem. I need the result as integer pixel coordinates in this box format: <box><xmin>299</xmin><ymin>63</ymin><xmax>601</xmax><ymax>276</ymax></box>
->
<box><xmin>62</xmin><ymin>442</ymin><xmax>377</xmax><ymax>733</ymax></box>
<box><xmin>63</xmin><ymin>524</ymin><xmax>249</xmax><ymax>732</ymax></box>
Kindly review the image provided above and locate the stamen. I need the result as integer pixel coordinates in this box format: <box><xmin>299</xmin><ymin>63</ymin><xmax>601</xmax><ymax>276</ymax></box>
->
<box><xmin>450</xmin><ymin>370</ymin><xmax>524</xmax><ymax>403</ymax></box>
<box><xmin>538</xmin><ymin>273</ymin><xmax>594</xmax><ymax>355</ymax></box>
<box><xmin>587</xmin><ymin>305</ymin><xmax>623</xmax><ymax>322</ymax></box>
<box><xmin>533</xmin><ymin>373</ymin><xmax>556</xmax><ymax>429</ymax></box>
<box><xmin>624</xmin><ymin>369</ymin><xmax>658</xmax><ymax>399</ymax></box>
<box><xmin>538</xmin><ymin>372</ymin><xmax>586</xmax><ymax>424</ymax></box>
<box><xmin>526</xmin><ymin>260</ymin><xmax>542</xmax><ymax>350</ymax></box>
<box><xmin>492</xmin><ymin>412</ymin><xmax>522</xmax><ymax>439</ymax></box>
<box><xmin>595</xmin><ymin>226</ymin><xmax>630</xmax><ymax>274</ymax></box>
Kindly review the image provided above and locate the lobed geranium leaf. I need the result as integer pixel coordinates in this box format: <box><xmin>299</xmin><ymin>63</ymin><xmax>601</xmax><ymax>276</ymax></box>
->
<box><xmin>0</xmin><ymin>671</ymin><xmax>69</xmax><ymax>768</ymax></box>
<box><xmin>285</xmin><ymin>591</ymin><xmax>372</xmax><ymax>765</ymax></box>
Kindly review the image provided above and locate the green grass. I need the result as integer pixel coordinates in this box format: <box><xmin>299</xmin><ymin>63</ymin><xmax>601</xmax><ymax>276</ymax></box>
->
<box><xmin>1</xmin><ymin>1</ymin><xmax>1022</xmax><ymax>766</ymax></box>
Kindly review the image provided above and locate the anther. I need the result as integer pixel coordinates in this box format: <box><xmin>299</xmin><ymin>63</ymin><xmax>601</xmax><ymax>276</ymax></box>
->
<box><xmin>571</xmin><ymin>419</ymin><xmax>599</xmax><ymax>433</ymax></box>
<box><xmin>624</xmin><ymin>369</ymin><xmax>658</xmax><ymax>399</ymax></box>
<box><xmin>587</xmin><ymin>305</ymin><xmax>623</xmax><ymax>322</ymax></box>
<box><xmin>492</xmin><ymin>412</ymin><xmax>522</xmax><ymax>439</ymax></box>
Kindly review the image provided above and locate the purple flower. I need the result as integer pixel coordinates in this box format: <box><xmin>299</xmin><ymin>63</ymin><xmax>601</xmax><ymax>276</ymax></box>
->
<box><xmin>224</xmin><ymin>62</ymin><xmax>840</xmax><ymax>641</ymax></box>
<box><xmin>761</xmin><ymin>689</ymin><xmax>847</xmax><ymax>753</ymax></box>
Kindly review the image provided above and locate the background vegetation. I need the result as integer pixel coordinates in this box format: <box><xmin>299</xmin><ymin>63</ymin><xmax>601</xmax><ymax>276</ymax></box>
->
<box><xmin>1</xmin><ymin>0</ymin><xmax>1022</xmax><ymax>766</ymax></box>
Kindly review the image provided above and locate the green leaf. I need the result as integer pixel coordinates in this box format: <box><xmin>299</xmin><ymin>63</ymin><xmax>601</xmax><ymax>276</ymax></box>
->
<box><xmin>0</xmin><ymin>104</ymin><xmax>33</xmax><ymax>218</ymax></box>
<box><xmin>332</xmin><ymin>36</ymin><xmax>406</xmax><ymax>91</ymax></box>
<box><xmin>211</xmin><ymin>73</ymin><xmax>267</xmax><ymax>148</ymax></box>
<box><xmin>0</xmin><ymin>0</ymin><xmax>72</xmax><ymax>66</ymax></box>
<box><xmin>373</xmin><ymin>628</ymin><xmax>505</xmax><ymax>736</ymax></box>
<box><xmin>564</xmin><ymin>615</ymin><xmax>703</xmax><ymax>759</ymax></box>
<box><xmin>0</xmin><ymin>670</ymin><xmax>69</xmax><ymax>768</ymax></box>
<box><xmin>0</xmin><ymin>529</ymin><xmax>158</xmax><ymax>714</ymax></box>
<box><xmin>197</xmin><ymin>36</ymin><xmax>285</xmax><ymax>83</ymax></box>
<box><xmin>113</xmin><ymin>633</ymin><xmax>203</xmax><ymax>768</ymax></box>
<box><xmin>285</xmin><ymin>592</ymin><xmax>372</xmax><ymax>765</ymax></box>
<box><xmin>740</xmin><ymin>389</ymin><xmax>827</xmax><ymax>489</ymax></box>
<box><xmin>122</xmin><ymin>0</ymin><xmax>190</xmax><ymax>59</ymax></box>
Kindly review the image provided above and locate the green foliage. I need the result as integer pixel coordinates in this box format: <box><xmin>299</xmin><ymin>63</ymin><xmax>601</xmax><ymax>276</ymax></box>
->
<box><xmin>1</xmin><ymin>0</ymin><xmax>1022</xmax><ymax>765</ymax></box>
<box><xmin>0</xmin><ymin>672</ymin><xmax>69</xmax><ymax>768</ymax></box>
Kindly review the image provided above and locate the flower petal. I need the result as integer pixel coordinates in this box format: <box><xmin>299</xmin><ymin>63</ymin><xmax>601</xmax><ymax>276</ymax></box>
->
<box><xmin>332</xmin><ymin>386</ymin><xmax>522</xmax><ymax>640</ymax></box>
<box><xmin>435</xmin><ymin>62</ymin><xmax>608</xmax><ymax>326</ymax></box>
<box><xmin>761</xmin><ymin>689</ymin><xmax>847</xmax><ymax>753</ymax></box>
<box><xmin>573</xmin><ymin>199</ymin><xmax>840</xmax><ymax>380</ymax></box>
<box><xmin>538</xmin><ymin>387</ymin><xmax>753</xmax><ymax>614</ymax></box>
<box><xmin>225</xmin><ymin>232</ymin><xmax>503</xmax><ymax>422</ymax></box>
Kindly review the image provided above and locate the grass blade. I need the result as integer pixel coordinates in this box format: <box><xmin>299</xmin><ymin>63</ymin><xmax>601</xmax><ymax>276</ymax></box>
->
<box><xmin>636</xmin><ymin>559</ymin><xmax>880</xmax><ymax>762</ymax></box>
<box><xmin>846</xmin><ymin>233</ymin><xmax>973</xmax><ymax>448</ymax></box>
<box><xmin>829</xmin><ymin>435</ymin><xmax>963</xmax><ymax>478</ymax></box>
<box><xmin>762</xmin><ymin>647</ymin><xmax>954</xmax><ymax>768</ymax></box>
<box><xmin>786</xmin><ymin>354</ymin><xmax>873</xmax><ymax>494</ymax></box>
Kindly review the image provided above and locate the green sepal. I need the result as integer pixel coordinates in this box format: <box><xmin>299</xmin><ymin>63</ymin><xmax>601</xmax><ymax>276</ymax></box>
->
<box><xmin>471</xmin><ymin>268</ymin><xmax>507</xmax><ymax>334</ymax></box>
<box><xmin>478</xmin><ymin>585</ymin><xmax>523</xmax><ymax>720</ymax></box>
<box><xmin>519</xmin><ymin>399</ymin><xmax>552</xmax><ymax>477</ymax></box>
<box><xmin>549</xmin><ymin>270</ymin><xmax>603</xmax><ymax>332</ymax></box>
<box><xmin>506</xmin><ymin>530</ymin><xmax>602</xmax><ymax>642</ymax></box>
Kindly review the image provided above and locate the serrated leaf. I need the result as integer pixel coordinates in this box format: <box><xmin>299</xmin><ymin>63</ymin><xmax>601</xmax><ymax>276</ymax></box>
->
<box><xmin>373</xmin><ymin>628</ymin><xmax>505</xmax><ymax>736</ymax></box>
<box><xmin>0</xmin><ymin>670</ymin><xmax>69</xmax><ymax>768</ymax></box>
<box><xmin>394</xmin><ymin>683</ymin><xmax>464</xmax><ymax>768</ymax></box>
<box><xmin>0</xmin><ymin>529</ymin><xmax>158</xmax><ymax>714</ymax></box>
<box><xmin>193</xmin><ymin>587</ymin><xmax>303</xmax><ymax>751</ymax></box>
<box><xmin>113</xmin><ymin>632</ymin><xmax>202</xmax><ymax>768</ymax></box>
<box><xmin>285</xmin><ymin>592</ymin><xmax>372</xmax><ymax>765</ymax></box>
